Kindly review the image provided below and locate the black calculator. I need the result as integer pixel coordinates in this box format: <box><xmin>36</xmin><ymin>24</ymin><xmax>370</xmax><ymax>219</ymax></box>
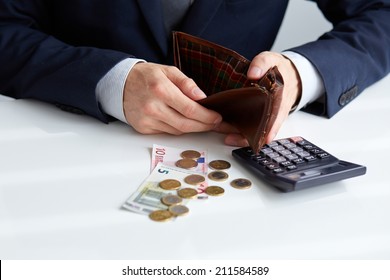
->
<box><xmin>232</xmin><ymin>136</ymin><xmax>366</xmax><ymax>192</ymax></box>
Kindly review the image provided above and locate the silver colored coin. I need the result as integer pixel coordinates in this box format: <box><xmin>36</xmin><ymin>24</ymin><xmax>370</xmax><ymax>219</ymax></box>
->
<box><xmin>208</xmin><ymin>171</ymin><xmax>229</xmax><ymax>181</ymax></box>
<box><xmin>169</xmin><ymin>204</ymin><xmax>190</xmax><ymax>216</ymax></box>
<box><xmin>161</xmin><ymin>194</ymin><xmax>183</xmax><ymax>206</ymax></box>
<box><xmin>231</xmin><ymin>178</ymin><xmax>252</xmax><ymax>189</ymax></box>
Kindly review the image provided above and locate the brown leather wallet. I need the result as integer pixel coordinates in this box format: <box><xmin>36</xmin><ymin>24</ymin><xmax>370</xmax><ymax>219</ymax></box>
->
<box><xmin>173</xmin><ymin>31</ymin><xmax>284</xmax><ymax>153</ymax></box>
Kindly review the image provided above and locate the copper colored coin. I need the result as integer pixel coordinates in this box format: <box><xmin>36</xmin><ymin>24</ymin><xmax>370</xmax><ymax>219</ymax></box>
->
<box><xmin>177</xmin><ymin>188</ymin><xmax>198</xmax><ymax>199</ymax></box>
<box><xmin>169</xmin><ymin>204</ymin><xmax>190</xmax><ymax>216</ymax></box>
<box><xmin>208</xmin><ymin>171</ymin><xmax>229</xmax><ymax>182</ymax></box>
<box><xmin>180</xmin><ymin>150</ymin><xmax>201</xmax><ymax>160</ymax></box>
<box><xmin>159</xmin><ymin>179</ymin><xmax>181</xmax><ymax>190</ymax></box>
<box><xmin>175</xmin><ymin>158</ymin><xmax>198</xmax><ymax>169</ymax></box>
<box><xmin>161</xmin><ymin>194</ymin><xmax>183</xmax><ymax>206</ymax></box>
<box><xmin>149</xmin><ymin>210</ymin><xmax>173</xmax><ymax>222</ymax></box>
<box><xmin>230</xmin><ymin>178</ymin><xmax>252</xmax><ymax>190</ymax></box>
<box><xmin>208</xmin><ymin>160</ymin><xmax>231</xmax><ymax>170</ymax></box>
<box><xmin>205</xmin><ymin>186</ymin><xmax>225</xmax><ymax>196</ymax></box>
<box><xmin>184</xmin><ymin>174</ymin><xmax>205</xmax><ymax>185</ymax></box>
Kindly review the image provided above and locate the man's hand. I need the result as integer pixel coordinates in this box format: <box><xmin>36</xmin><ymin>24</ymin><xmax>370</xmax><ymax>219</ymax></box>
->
<box><xmin>220</xmin><ymin>51</ymin><xmax>302</xmax><ymax>147</ymax></box>
<box><xmin>123</xmin><ymin>62</ymin><xmax>222</xmax><ymax>135</ymax></box>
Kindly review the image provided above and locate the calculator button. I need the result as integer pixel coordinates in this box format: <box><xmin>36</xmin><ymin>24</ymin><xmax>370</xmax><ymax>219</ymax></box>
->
<box><xmin>292</xmin><ymin>158</ymin><xmax>305</xmax><ymax>165</ymax></box>
<box><xmin>267</xmin><ymin>141</ymin><xmax>279</xmax><ymax>147</ymax></box>
<box><xmin>303</xmin><ymin>144</ymin><xmax>315</xmax><ymax>150</ymax></box>
<box><xmin>273</xmin><ymin>156</ymin><xmax>287</xmax><ymax>163</ymax></box>
<box><xmin>261</xmin><ymin>148</ymin><xmax>273</xmax><ymax>154</ymax></box>
<box><xmin>279</xmin><ymin>149</ymin><xmax>292</xmax><ymax>156</ymax></box>
<box><xmin>259</xmin><ymin>159</ymin><xmax>272</xmax><ymax>165</ymax></box>
<box><xmin>286</xmin><ymin>165</ymin><xmax>297</xmax><ymax>171</ymax></box>
<box><xmin>317</xmin><ymin>152</ymin><xmax>330</xmax><ymax>159</ymax></box>
<box><xmin>279</xmin><ymin>161</ymin><xmax>293</xmax><ymax>167</ymax></box>
<box><xmin>284</xmin><ymin>143</ymin><xmax>297</xmax><ymax>149</ymax></box>
<box><xmin>273</xmin><ymin>145</ymin><xmax>285</xmax><ymax>152</ymax></box>
<box><xmin>289</xmin><ymin>136</ymin><xmax>304</xmax><ymax>143</ymax></box>
<box><xmin>297</xmin><ymin>151</ymin><xmax>311</xmax><ymax>157</ymax></box>
<box><xmin>273</xmin><ymin>168</ymin><xmax>284</xmax><ymax>173</ymax></box>
<box><xmin>291</xmin><ymin>147</ymin><xmax>304</xmax><ymax>153</ymax></box>
<box><xmin>304</xmin><ymin>155</ymin><xmax>317</xmax><ymax>162</ymax></box>
<box><xmin>266</xmin><ymin>163</ymin><xmax>279</xmax><ymax>170</ymax></box>
<box><xmin>267</xmin><ymin>152</ymin><xmax>280</xmax><ymax>159</ymax></box>
<box><xmin>285</xmin><ymin>154</ymin><xmax>299</xmax><ymax>160</ymax></box>
<box><xmin>311</xmin><ymin>148</ymin><xmax>323</xmax><ymax>154</ymax></box>
<box><xmin>278</xmin><ymin>139</ymin><xmax>291</xmax><ymax>145</ymax></box>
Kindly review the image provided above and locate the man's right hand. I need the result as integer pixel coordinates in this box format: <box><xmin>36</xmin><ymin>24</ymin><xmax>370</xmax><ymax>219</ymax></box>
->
<box><xmin>123</xmin><ymin>62</ymin><xmax>222</xmax><ymax>135</ymax></box>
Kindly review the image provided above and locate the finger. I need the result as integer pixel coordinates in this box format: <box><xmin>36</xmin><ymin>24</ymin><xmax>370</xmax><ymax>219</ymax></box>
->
<box><xmin>224</xmin><ymin>133</ymin><xmax>249</xmax><ymax>147</ymax></box>
<box><xmin>142</xmin><ymin>98</ymin><xmax>218</xmax><ymax>133</ymax></box>
<box><xmin>163</xmin><ymin>66</ymin><xmax>207</xmax><ymax>100</ymax></box>
<box><xmin>247</xmin><ymin>51</ymin><xmax>284</xmax><ymax>80</ymax></box>
<box><xmin>162</xmin><ymin>84</ymin><xmax>222</xmax><ymax>126</ymax></box>
<box><xmin>213</xmin><ymin>121</ymin><xmax>239</xmax><ymax>134</ymax></box>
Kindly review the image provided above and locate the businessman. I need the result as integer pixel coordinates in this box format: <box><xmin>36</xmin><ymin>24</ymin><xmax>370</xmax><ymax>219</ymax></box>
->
<box><xmin>0</xmin><ymin>0</ymin><xmax>389</xmax><ymax>147</ymax></box>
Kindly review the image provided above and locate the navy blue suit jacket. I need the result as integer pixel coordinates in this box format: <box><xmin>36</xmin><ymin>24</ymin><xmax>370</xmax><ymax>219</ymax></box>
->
<box><xmin>0</xmin><ymin>0</ymin><xmax>389</xmax><ymax>122</ymax></box>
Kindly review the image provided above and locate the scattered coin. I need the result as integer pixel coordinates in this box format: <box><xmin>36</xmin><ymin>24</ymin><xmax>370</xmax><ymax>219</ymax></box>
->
<box><xmin>208</xmin><ymin>170</ymin><xmax>229</xmax><ymax>182</ymax></box>
<box><xmin>149</xmin><ymin>210</ymin><xmax>173</xmax><ymax>222</ymax></box>
<box><xmin>177</xmin><ymin>188</ymin><xmax>198</xmax><ymax>199</ymax></box>
<box><xmin>175</xmin><ymin>158</ymin><xmax>198</xmax><ymax>169</ymax></box>
<box><xmin>180</xmin><ymin>150</ymin><xmax>201</xmax><ymax>160</ymax></box>
<box><xmin>230</xmin><ymin>178</ymin><xmax>252</xmax><ymax>190</ymax></box>
<box><xmin>208</xmin><ymin>160</ymin><xmax>231</xmax><ymax>170</ymax></box>
<box><xmin>159</xmin><ymin>179</ymin><xmax>181</xmax><ymax>190</ymax></box>
<box><xmin>205</xmin><ymin>186</ymin><xmax>225</xmax><ymax>196</ymax></box>
<box><xmin>184</xmin><ymin>174</ymin><xmax>206</xmax><ymax>185</ymax></box>
<box><xmin>161</xmin><ymin>194</ymin><xmax>183</xmax><ymax>206</ymax></box>
<box><xmin>169</xmin><ymin>204</ymin><xmax>190</xmax><ymax>216</ymax></box>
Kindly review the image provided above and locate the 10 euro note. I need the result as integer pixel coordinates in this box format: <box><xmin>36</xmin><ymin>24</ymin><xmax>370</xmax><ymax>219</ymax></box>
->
<box><xmin>151</xmin><ymin>144</ymin><xmax>208</xmax><ymax>174</ymax></box>
<box><xmin>123</xmin><ymin>162</ymin><xmax>208</xmax><ymax>215</ymax></box>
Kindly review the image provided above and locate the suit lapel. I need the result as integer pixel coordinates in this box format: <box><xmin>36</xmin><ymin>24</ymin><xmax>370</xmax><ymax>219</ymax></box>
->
<box><xmin>181</xmin><ymin>0</ymin><xmax>224</xmax><ymax>36</ymax></box>
<box><xmin>136</xmin><ymin>0</ymin><xmax>224</xmax><ymax>55</ymax></box>
<box><xmin>136</xmin><ymin>0</ymin><xmax>168</xmax><ymax>55</ymax></box>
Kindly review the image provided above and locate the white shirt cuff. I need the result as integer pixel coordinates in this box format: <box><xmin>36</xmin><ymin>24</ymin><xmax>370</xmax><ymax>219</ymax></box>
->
<box><xmin>96</xmin><ymin>58</ymin><xmax>145</xmax><ymax>123</ymax></box>
<box><xmin>282</xmin><ymin>51</ymin><xmax>325</xmax><ymax>111</ymax></box>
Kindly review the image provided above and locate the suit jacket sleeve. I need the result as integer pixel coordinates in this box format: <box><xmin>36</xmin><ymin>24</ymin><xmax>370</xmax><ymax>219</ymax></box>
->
<box><xmin>288</xmin><ymin>0</ymin><xmax>390</xmax><ymax>118</ymax></box>
<box><xmin>0</xmin><ymin>0</ymin><xmax>130</xmax><ymax>122</ymax></box>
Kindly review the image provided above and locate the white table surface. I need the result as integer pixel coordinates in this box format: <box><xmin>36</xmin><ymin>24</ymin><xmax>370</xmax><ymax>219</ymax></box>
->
<box><xmin>1</xmin><ymin>75</ymin><xmax>389</xmax><ymax>260</ymax></box>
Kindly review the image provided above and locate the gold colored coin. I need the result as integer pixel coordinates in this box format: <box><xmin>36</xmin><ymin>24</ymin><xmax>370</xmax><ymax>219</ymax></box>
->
<box><xmin>180</xmin><ymin>150</ymin><xmax>201</xmax><ymax>160</ymax></box>
<box><xmin>230</xmin><ymin>178</ymin><xmax>252</xmax><ymax>190</ymax></box>
<box><xmin>161</xmin><ymin>194</ymin><xmax>183</xmax><ymax>206</ymax></box>
<box><xmin>184</xmin><ymin>174</ymin><xmax>206</xmax><ymax>185</ymax></box>
<box><xmin>149</xmin><ymin>210</ymin><xmax>173</xmax><ymax>222</ymax></box>
<box><xmin>169</xmin><ymin>204</ymin><xmax>190</xmax><ymax>216</ymax></box>
<box><xmin>205</xmin><ymin>186</ymin><xmax>225</xmax><ymax>196</ymax></box>
<box><xmin>208</xmin><ymin>160</ymin><xmax>231</xmax><ymax>170</ymax></box>
<box><xmin>159</xmin><ymin>179</ymin><xmax>181</xmax><ymax>190</ymax></box>
<box><xmin>175</xmin><ymin>158</ymin><xmax>198</xmax><ymax>169</ymax></box>
<box><xmin>208</xmin><ymin>171</ymin><xmax>229</xmax><ymax>182</ymax></box>
<box><xmin>177</xmin><ymin>188</ymin><xmax>198</xmax><ymax>199</ymax></box>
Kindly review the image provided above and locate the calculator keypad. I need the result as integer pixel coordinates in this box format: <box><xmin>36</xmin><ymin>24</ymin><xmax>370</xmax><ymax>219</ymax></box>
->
<box><xmin>244</xmin><ymin>136</ymin><xmax>333</xmax><ymax>174</ymax></box>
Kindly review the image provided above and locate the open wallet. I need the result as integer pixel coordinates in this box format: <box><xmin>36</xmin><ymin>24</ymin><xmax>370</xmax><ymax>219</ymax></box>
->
<box><xmin>173</xmin><ymin>31</ymin><xmax>284</xmax><ymax>153</ymax></box>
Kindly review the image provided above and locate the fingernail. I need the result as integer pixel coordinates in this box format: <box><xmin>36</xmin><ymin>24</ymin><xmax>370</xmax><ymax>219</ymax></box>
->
<box><xmin>248</xmin><ymin>66</ymin><xmax>263</xmax><ymax>79</ymax></box>
<box><xmin>193</xmin><ymin>87</ymin><xmax>207</xmax><ymax>99</ymax></box>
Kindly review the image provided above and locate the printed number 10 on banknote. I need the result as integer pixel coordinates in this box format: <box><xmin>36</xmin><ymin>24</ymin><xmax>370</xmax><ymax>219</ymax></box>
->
<box><xmin>151</xmin><ymin>144</ymin><xmax>208</xmax><ymax>174</ymax></box>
